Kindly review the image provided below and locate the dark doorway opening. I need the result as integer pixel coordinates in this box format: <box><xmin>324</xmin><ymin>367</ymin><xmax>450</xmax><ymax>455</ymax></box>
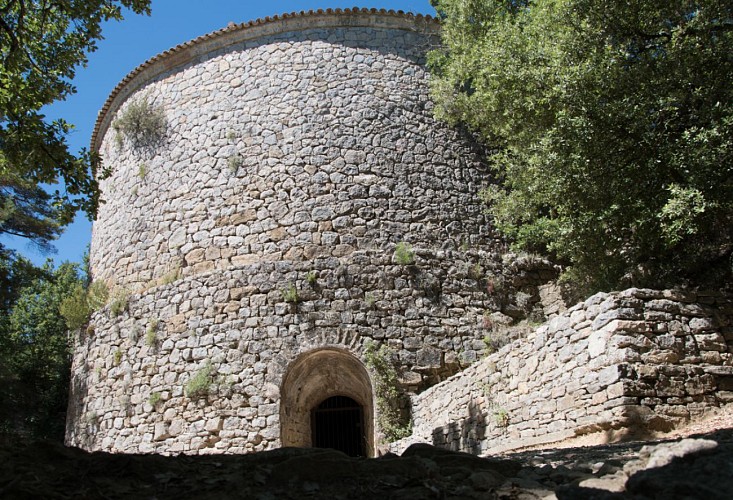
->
<box><xmin>311</xmin><ymin>395</ymin><xmax>365</xmax><ymax>457</ymax></box>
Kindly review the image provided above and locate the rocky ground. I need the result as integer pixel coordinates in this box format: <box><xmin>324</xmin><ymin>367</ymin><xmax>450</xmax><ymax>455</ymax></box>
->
<box><xmin>2</xmin><ymin>409</ymin><xmax>732</xmax><ymax>499</ymax></box>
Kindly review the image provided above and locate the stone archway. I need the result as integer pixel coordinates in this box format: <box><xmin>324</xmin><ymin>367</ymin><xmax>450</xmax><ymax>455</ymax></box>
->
<box><xmin>280</xmin><ymin>348</ymin><xmax>374</xmax><ymax>457</ymax></box>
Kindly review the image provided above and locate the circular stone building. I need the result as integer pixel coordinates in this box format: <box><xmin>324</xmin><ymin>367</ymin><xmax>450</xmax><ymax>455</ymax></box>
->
<box><xmin>67</xmin><ymin>8</ymin><xmax>548</xmax><ymax>456</ymax></box>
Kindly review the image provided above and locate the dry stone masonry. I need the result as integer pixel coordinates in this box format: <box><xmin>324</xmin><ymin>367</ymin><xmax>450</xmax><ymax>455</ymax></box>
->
<box><xmin>391</xmin><ymin>288</ymin><xmax>733</xmax><ymax>455</ymax></box>
<box><xmin>68</xmin><ymin>8</ymin><xmax>552</xmax><ymax>455</ymax></box>
<box><xmin>66</xmin><ymin>8</ymin><xmax>732</xmax><ymax>458</ymax></box>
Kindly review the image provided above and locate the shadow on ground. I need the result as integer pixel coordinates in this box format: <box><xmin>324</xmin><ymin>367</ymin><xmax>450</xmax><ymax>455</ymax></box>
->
<box><xmin>1</xmin><ymin>427</ymin><xmax>731</xmax><ymax>499</ymax></box>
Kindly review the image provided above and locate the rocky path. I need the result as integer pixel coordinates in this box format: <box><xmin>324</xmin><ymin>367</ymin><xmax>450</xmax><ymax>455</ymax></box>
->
<box><xmin>2</xmin><ymin>411</ymin><xmax>732</xmax><ymax>499</ymax></box>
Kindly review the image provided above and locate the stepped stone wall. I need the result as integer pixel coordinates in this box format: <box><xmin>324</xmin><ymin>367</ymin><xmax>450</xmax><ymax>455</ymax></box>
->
<box><xmin>391</xmin><ymin>288</ymin><xmax>733</xmax><ymax>455</ymax></box>
<box><xmin>68</xmin><ymin>9</ymin><xmax>561</xmax><ymax>455</ymax></box>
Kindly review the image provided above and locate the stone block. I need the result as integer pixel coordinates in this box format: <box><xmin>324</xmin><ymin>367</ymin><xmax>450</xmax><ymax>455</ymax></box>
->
<box><xmin>695</xmin><ymin>333</ymin><xmax>727</xmax><ymax>352</ymax></box>
<box><xmin>205</xmin><ymin>417</ymin><xmax>223</xmax><ymax>432</ymax></box>
<box><xmin>642</xmin><ymin>350</ymin><xmax>680</xmax><ymax>364</ymax></box>
<box><xmin>416</xmin><ymin>346</ymin><xmax>442</xmax><ymax>369</ymax></box>
<box><xmin>153</xmin><ymin>422</ymin><xmax>170</xmax><ymax>441</ymax></box>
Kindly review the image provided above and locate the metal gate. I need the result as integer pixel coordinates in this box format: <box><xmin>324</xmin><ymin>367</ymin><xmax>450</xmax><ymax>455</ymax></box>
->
<box><xmin>311</xmin><ymin>395</ymin><xmax>366</xmax><ymax>457</ymax></box>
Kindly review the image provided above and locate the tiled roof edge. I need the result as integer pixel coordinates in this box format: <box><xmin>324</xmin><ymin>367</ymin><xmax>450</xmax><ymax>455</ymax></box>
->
<box><xmin>91</xmin><ymin>7</ymin><xmax>439</xmax><ymax>152</ymax></box>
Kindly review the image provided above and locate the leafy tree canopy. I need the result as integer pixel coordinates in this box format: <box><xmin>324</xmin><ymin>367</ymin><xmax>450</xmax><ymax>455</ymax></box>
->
<box><xmin>0</xmin><ymin>0</ymin><xmax>150</xmax><ymax>241</ymax></box>
<box><xmin>0</xmin><ymin>258</ymin><xmax>85</xmax><ymax>440</ymax></box>
<box><xmin>430</xmin><ymin>0</ymin><xmax>733</xmax><ymax>292</ymax></box>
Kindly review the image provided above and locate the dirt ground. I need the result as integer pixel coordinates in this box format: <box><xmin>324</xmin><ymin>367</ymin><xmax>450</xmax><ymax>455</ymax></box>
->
<box><xmin>1</xmin><ymin>408</ymin><xmax>732</xmax><ymax>499</ymax></box>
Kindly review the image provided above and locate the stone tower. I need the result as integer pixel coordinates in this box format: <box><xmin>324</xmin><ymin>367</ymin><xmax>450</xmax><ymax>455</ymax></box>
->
<box><xmin>67</xmin><ymin>8</ymin><xmax>551</xmax><ymax>456</ymax></box>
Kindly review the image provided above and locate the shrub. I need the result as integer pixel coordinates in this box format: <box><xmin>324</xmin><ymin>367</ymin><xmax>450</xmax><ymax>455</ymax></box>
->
<box><xmin>185</xmin><ymin>362</ymin><xmax>216</xmax><ymax>399</ymax></box>
<box><xmin>113</xmin><ymin>94</ymin><xmax>167</xmax><ymax>150</ymax></box>
<box><xmin>113</xmin><ymin>349</ymin><xmax>122</xmax><ymax>366</ymax></box>
<box><xmin>145</xmin><ymin>319</ymin><xmax>159</xmax><ymax>347</ymax></box>
<box><xmin>227</xmin><ymin>154</ymin><xmax>242</xmax><ymax>173</ymax></box>
<box><xmin>87</xmin><ymin>281</ymin><xmax>109</xmax><ymax>311</ymax></box>
<box><xmin>364</xmin><ymin>341</ymin><xmax>411</xmax><ymax>441</ymax></box>
<box><xmin>148</xmin><ymin>392</ymin><xmax>162</xmax><ymax>407</ymax></box>
<box><xmin>494</xmin><ymin>408</ymin><xmax>510</xmax><ymax>427</ymax></box>
<box><xmin>394</xmin><ymin>242</ymin><xmax>415</xmax><ymax>265</ymax></box>
<box><xmin>306</xmin><ymin>270</ymin><xmax>317</xmax><ymax>285</ymax></box>
<box><xmin>281</xmin><ymin>283</ymin><xmax>299</xmax><ymax>304</ymax></box>
<box><xmin>137</xmin><ymin>163</ymin><xmax>147</xmax><ymax>179</ymax></box>
<box><xmin>160</xmin><ymin>265</ymin><xmax>181</xmax><ymax>285</ymax></box>
<box><xmin>109</xmin><ymin>289</ymin><xmax>129</xmax><ymax>317</ymax></box>
<box><xmin>59</xmin><ymin>284</ymin><xmax>90</xmax><ymax>331</ymax></box>
<box><xmin>467</xmin><ymin>262</ymin><xmax>482</xmax><ymax>280</ymax></box>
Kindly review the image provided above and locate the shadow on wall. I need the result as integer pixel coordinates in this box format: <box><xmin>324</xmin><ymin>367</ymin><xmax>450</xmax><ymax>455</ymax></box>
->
<box><xmin>65</xmin><ymin>370</ymin><xmax>91</xmax><ymax>449</ymax></box>
<box><xmin>599</xmin><ymin>404</ymin><xmax>678</xmax><ymax>444</ymax></box>
<box><xmin>431</xmin><ymin>398</ymin><xmax>486</xmax><ymax>455</ymax></box>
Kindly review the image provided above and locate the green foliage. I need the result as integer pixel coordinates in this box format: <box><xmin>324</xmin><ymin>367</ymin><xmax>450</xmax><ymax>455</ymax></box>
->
<box><xmin>0</xmin><ymin>174</ymin><xmax>66</xmax><ymax>253</ymax></box>
<box><xmin>494</xmin><ymin>407</ymin><xmax>509</xmax><ymax>428</ymax></box>
<box><xmin>281</xmin><ymin>283</ymin><xmax>299</xmax><ymax>304</ymax></box>
<box><xmin>431</xmin><ymin>0</ymin><xmax>733</xmax><ymax>292</ymax></box>
<box><xmin>59</xmin><ymin>280</ymin><xmax>107</xmax><ymax>331</ymax></box>
<box><xmin>227</xmin><ymin>154</ymin><xmax>242</xmax><ymax>173</ymax></box>
<box><xmin>109</xmin><ymin>289</ymin><xmax>129</xmax><ymax>317</ymax></box>
<box><xmin>86</xmin><ymin>411</ymin><xmax>98</xmax><ymax>425</ymax></box>
<box><xmin>394</xmin><ymin>242</ymin><xmax>415</xmax><ymax>266</ymax></box>
<box><xmin>148</xmin><ymin>391</ymin><xmax>162</xmax><ymax>407</ymax></box>
<box><xmin>160</xmin><ymin>265</ymin><xmax>181</xmax><ymax>286</ymax></box>
<box><xmin>364</xmin><ymin>341</ymin><xmax>411</xmax><ymax>442</ymax></box>
<box><xmin>467</xmin><ymin>262</ymin><xmax>482</xmax><ymax>280</ymax></box>
<box><xmin>59</xmin><ymin>284</ymin><xmax>90</xmax><ymax>331</ymax></box>
<box><xmin>306</xmin><ymin>270</ymin><xmax>317</xmax><ymax>285</ymax></box>
<box><xmin>0</xmin><ymin>260</ymin><xmax>85</xmax><ymax>440</ymax></box>
<box><xmin>113</xmin><ymin>349</ymin><xmax>122</xmax><ymax>366</ymax></box>
<box><xmin>185</xmin><ymin>362</ymin><xmax>216</xmax><ymax>399</ymax></box>
<box><xmin>112</xmin><ymin>94</ymin><xmax>167</xmax><ymax>151</ymax></box>
<box><xmin>0</xmin><ymin>1</ymin><xmax>151</xmax><ymax>222</ymax></box>
<box><xmin>137</xmin><ymin>163</ymin><xmax>147</xmax><ymax>180</ymax></box>
<box><xmin>86</xmin><ymin>281</ymin><xmax>109</xmax><ymax>311</ymax></box>
<box><xmin>145</xmin><ymin>319</ymin><xmax>158</xmax><ymax>347</ymax></box>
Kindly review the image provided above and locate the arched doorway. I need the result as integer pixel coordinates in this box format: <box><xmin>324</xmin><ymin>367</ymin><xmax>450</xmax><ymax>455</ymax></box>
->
<box><xmin>280</xmin><ymin>348</ymin><xmax>374</xmax><ymax>457</ymax></box>
<box><xmin>312</xmin><ymin>395</ymin><xmax>366</xmax><ymax>457</ymax></box>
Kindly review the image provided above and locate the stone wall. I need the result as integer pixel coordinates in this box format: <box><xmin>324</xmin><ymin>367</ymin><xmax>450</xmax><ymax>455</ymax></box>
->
<box><xmin>391</xmin><ymin>288</ymin><xmax>733</xmax><ymax>455</ymax></box>
<box><xmin>89</xmin><ymin>9</ymin><xmax>491</xmax><ymax>291</ymax></box>
<box><xmin>68</xmin><ymin>9</ymin><xmax>560</xmax><ymax>455</ymax></box>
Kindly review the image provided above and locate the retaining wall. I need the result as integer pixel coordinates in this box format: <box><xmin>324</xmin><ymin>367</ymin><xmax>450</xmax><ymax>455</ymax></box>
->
<box><xmin>391</xmin><ymin>288</ymin><xmax>733</xmax><ymax>455</ymax></box>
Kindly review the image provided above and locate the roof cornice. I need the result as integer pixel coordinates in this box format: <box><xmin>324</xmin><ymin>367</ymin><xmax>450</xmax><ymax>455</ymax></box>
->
<box><xmin>91</xmin><ymin>7</ymin><xmax>439</xmax><ymax>153</ymax></box>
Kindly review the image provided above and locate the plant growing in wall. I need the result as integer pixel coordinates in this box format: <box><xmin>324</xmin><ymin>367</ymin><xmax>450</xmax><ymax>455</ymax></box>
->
<box><xmin>306</xmin><ymin>270</ymin><xmax>317</xmax><ymax>286</ymax></box>
<box><xmin>86</xmin><ymin>411</ymin><xmax>99</xmax><ymax>426</ymax></box>
<box><xmin>281</xmin><ymin>283</ymin><xmax>299</xmax><ymax>304</ymax></box>
<box><xmin>394</xmin><ymin>242</ymin><xmax>415</xmax><ymax>266</ymax></box>
<box><xmin>112</xmin><ymin>93</ymin><xmax>167</xmax><ymax>151</ymax></box>
<box><xmin>185</xmin><ymin>361</ymin><xmax>217</xmax><ymax>399</ymax></box>
<box><xmin>494</xmin><ymin>408</ymin><xmax>509</xmax><ymax>428</ymax></box>
<box><xmin>148</xmin><ymin>391</ymin><xmax>162</xmax><ymax>408</ymax></box>
<box><xmin>59</xmin><ymin>280</ymin><xmax>109</xmax><ymax>331</ymax></box>
<box><xmin>145</xmin><ymin>318</ymin><xmax>159</xmax><ymax>348</ymax></box>
<box><xmin>364</xmin><ymin>341</ymin><xmax>412</xmax><ymax>442</ymax></box>
<box><xmin>160</xmin><ymin>264</ymin><xmax>181</xmax><ymax>286</ymax></box>
<box><xmin>109</xmin><ymin>288</ymin><xmax>130</xmax><ymax>317</ymax></box>
<box><xmin>227</xmin><ymin>154</ymin><xmax>243</xmax><ymax>173</ymax></box>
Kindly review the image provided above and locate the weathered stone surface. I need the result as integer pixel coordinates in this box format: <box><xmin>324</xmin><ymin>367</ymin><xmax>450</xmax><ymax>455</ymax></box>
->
<box><xmin>392</xmin><ymin>290</ymin><xmax>733</xmax><ymax>456</ymax></box>
<box><xmin>66</xmin><ymin>8</ymin><xmax>733</xmax><ymax>460</ymax></box>
<box><xmin>71</xmin><ymin>10</ymin><xmax>565</xmax><ymax>456</ymax></box>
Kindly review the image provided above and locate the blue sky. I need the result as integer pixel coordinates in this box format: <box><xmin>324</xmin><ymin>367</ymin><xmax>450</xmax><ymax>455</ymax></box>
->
<box><xmin>3</xmin><ymin>0</ymin><xmax>436</xmax><ymax>266</ymax></box>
